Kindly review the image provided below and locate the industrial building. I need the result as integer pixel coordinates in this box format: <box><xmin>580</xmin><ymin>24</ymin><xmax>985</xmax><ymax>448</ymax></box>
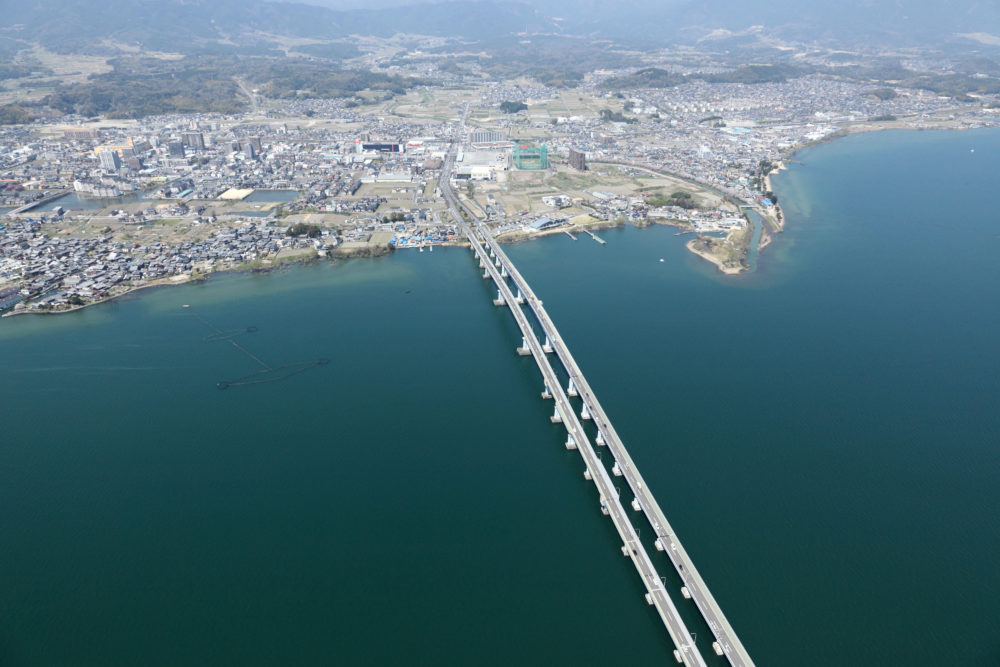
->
<box><xmin>470</xmin><ymin>129</ymin><xmax>508</xmax><ymax>146</ymax></box>
<box><xmin>454</xmin><ymin>149</ymin><xmax>510</xmax><ymax>180</ymax></box>
<box><xmin>98</xmin><ymin>149</ymin><xmax>122</xmax><ymax>172</ymax></box>
<box><xmin>181</xmin><ymin>131</ymin><xmax>205</xmax><ymax>150</ymax></box>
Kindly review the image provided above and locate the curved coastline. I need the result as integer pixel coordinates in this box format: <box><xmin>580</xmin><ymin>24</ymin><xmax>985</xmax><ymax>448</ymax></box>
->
<box><xmin>5</xmin><ymin>122</ymin><xmax>997</xmax><ymax>317</ymax></box>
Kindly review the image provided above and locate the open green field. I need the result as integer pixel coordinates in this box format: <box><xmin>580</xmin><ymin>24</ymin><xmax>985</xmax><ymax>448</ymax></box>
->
<box><xmin>380</xmin><ymin>87</ymin><xmax>479</xmax><ymax>121</ymax></box>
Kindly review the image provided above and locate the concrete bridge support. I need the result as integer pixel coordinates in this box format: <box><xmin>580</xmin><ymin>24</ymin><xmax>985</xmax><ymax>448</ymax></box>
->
<box><xmin>517</xmin><ymin>336</ymin><xmax>531</xmax><ymax>356</ymax></box>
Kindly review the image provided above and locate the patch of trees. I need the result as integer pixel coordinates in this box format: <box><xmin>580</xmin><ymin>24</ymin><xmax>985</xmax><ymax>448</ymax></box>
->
<box><xmin>255</xmin><ymin>60</ymin><xmax>419</xmax><ymax>99</ymax></box>
<box><xmin>870</xmin><ymin>114</ymin><xmax>897</xmax><ymax>122</ymax></box>
<box><xmin>866</xmin><ymin>88</ymin><xmax>897</xmax><ymax>101</ymax></box>
<box><xmin>702</xmin><ymin>64</ymin><xmax>802</xmax><ymax>84</ymax></box>
<box><xmin>0</xmin><ymin>63</ymin><xmax>52</xmax><ymax>80</ymax></box>
<box><xmin>499</xmin><ymin>101</ymin><xmax>528</xmax><ymax>113</ymax></box>
<box><xmin>37</xmin><ymin>55</ymin><xmax>422</xmax><ymax>119</ymax></box>
<box><xmin>286</xmin><ymin>223</ymin><xmax>322</xmax><ymax>238</ymax></box>
<box><xmin>648</xmin><ymin>190</ymin><xmax>697</xmax><ymax>209</ymax></box>
<box><xmin>0</xmin><ymin>104</ymin><xmax>39</xmax><ymax>125</ymax></box>
<box><xmin>599</xmin><ymin>109</ymin><xmax>636</xmax><ymax>124</ymax></box>
<box><xmin>436</xmin><ymin>36</ymin><xmax>631</xmax><ymax>89</ymax></box>
<box><xmin>293</xmin><ymin>42</ymin><xmax>360</xmax><ymax>61</ymax></box>
<box><xmin>601</xmin><ymin>68</ymin><xmax>686</xmax><ymax>90</ymax></box>
<box><xmin>601</xmin><ymin>64</ymin><xmax>804</xmax><ymax>92</ymax></box>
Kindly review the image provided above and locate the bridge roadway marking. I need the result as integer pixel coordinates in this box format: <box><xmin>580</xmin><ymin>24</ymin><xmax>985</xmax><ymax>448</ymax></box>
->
<box><xmin>475</xmin><ymin>230</ymin><xmax>754</xmax><ymax>667</ymax></box>
<box><xmin>459</xmin><ymin>210</ymin><xmax>707</xmax><ymax>667</ymax></box>
<box><xmin>440</xmin><ymin>147</ymin><xmax>752</xmax><ymax>667</ymax></box>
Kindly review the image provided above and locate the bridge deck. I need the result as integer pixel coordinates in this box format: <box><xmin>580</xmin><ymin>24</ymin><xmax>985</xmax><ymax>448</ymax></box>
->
<box><xmin>461</xmin><ymin>217</ymin><xmax>705</xmax><ymax>667</ymax></box>
<box><xmin>476</xmin><ymin>231</ymin><xmax>754</xmax><ymax>667</ymax></box>
<box><xmin>442</xmin><ymin>136</ymin><xmax>752</xmax><ymax>666</ymax></box>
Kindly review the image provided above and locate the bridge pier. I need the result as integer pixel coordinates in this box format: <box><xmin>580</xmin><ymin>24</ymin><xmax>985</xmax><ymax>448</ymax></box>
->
<box><xmin>515</xmin><ymin>288</ymin><xmax>525</xmax><ymax>305</ymax></box>
<box><xmin>612</xmin><ymin>461</ymin><xmax>623</xmax><ymax>477</ymax></box>
<box><xmin>584</xmin><ymin>468</ymin><xmax>592</xmax><ymax>481</ymax></box>
<box><xmin>550</xmin><ymin>405</ymin><xmax>562</xmax><ymax>424</ymax></box>
<box><xmin>655</xmin><ymin>538</ymin><xmax>665</xmax><ymax>552</ymax></box>
<box><xmin>493</xmin><ymin>288</ymin><xmax>505</xmax><ymax>306</ymax></box>
<box><xmin>482</xmin><ymin>268</ymin><xmax>489</xmax><ymax>279</ymax></box>
<box><xmin>516</xmin><ymin>336</ymin><xmax>531</xmax><ymax>356</ymax></box>
<box><xmin>600</xmin><ymin>499</ymin><xmax>610</xmax><ymax>516</ymax></box>
<box><xmin>565</xmin><ymin>433</ymin><xmax>577</xmax><ymax>450</ymax></box>
<box><xmin>567</xmin><ymin>377</ymin><xmax>578</xmax><ymax>397</ymax></box>
<box><xmin>541</xmin><ymin>382</ymin><xmax>553</xmax><ymax>399</ymax></box>
<box><xmin>500</xmin><ymin>265</ymin><xmax>508</xmax><ymax>278</ymax></box>
<box><xmin>581</xmin><ymin>402</ymin><xmax>592</xmax><ymax>420</ymax></box>
<box><xmin>632</xmin><ymin>497</ymin><xmax>642</xmax><ymax>512</ymax></box>
<box><xmin>596</xmin><ymin>431</ymin><xmax>606</xmax><ymax>447</ymax></box>
<box><xmin>542</xmin><ymin>334</ymin><xmax>553</xmax><ymax>353</ymax></box>
<box><xmin>479</xmin><ymin>257</ymin><xmax>486</xmax><ymax>269</ymax></box>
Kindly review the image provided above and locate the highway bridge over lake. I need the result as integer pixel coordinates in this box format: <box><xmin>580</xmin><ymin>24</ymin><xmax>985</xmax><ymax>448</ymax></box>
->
<box><xmin>441</xmin><ymin>143</ymin><xmax>754</xmax><ymax>667</ymax></box>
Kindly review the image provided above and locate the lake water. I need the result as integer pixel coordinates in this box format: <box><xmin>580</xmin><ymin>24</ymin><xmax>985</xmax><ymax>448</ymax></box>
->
<box><xmin>28</xmin><ymin>191</ymin><xmax>154</xmax><ymax>212</ymax></box>
<box><xmin>1</xmin><ymin>129</ymin><xmax>998</xmax><ymax>666</ymax></box>
<box><xmin>244</xmin><ymin>190</ymin><xmax>300</xmax><ymax>203</ymax></box>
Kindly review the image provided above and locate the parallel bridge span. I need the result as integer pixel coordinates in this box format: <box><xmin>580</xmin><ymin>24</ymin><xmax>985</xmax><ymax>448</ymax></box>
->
<box><xmin>461</xmin><ymin>211</ymin><xmax>704</xmax><ymax>667</ymax></box>
<box><xmin>441</xmin><ymin>142</ymin><xmax>753</xmax><ymax>666</ymax></box>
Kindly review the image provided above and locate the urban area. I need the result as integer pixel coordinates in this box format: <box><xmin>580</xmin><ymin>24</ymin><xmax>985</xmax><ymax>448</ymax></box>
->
<box><xmin>3</xmin><ymin>52</ymin><xmax>998</xmax><ymax>314</ymax></box>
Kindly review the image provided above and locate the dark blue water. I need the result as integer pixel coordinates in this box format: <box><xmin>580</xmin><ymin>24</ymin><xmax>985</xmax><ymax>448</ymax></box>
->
<box><xmin>2</xmin><ymin>129</ymin><xmax>999</xmax><ymax>666</ymax></box>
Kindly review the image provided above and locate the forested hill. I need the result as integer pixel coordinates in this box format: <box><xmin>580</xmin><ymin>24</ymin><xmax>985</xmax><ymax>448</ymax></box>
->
<box><xmin>4</xmin><ymin>0</ymin><xmax>1000</xmax><ymax>55</ymax></box>
<box><xmin>2</xmin><ymin>0</ymin><xmax>555</xmax><ymax>55</ymax></box>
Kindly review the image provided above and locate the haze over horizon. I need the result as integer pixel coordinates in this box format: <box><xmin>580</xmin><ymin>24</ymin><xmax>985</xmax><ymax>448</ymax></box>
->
<box><xmin>5</xmin><ymin>0</ymin><xmax>1000</xmax><ymax>51</ymax></box>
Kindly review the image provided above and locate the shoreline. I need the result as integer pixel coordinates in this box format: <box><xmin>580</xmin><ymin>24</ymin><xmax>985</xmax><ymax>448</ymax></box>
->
<box><xmin>1</xmin><ymin>214</ymin><xmax>744</xmax><ymax>318</ymax></box>
<box><xmin>7</xmin><ymin>121</ymin><xmax>996</xmax><ymax>316</ymax></box>
<box><xmin>685</xmin><ymin>239</ymin><xmax>744</xmax><ymax>275</ymax></box>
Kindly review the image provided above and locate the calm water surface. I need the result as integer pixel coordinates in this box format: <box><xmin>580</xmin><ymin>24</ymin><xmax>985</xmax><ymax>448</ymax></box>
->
<box><xmin>2</xmin><ymin>129</ymin><xmax>999</xmax><ymax>665</ymax></box>
<box><xmin>28</xmin><ymin>191</ymin><xmax>154</xmax><ymax>212</ymax></box>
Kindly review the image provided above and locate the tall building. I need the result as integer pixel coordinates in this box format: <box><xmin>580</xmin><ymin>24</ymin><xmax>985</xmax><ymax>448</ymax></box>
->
<box><xmin>181</xmin><ymin>131</ymin><xmax>205</xmax><ymax>150</ymax></box>
<box><xmin>569</xmin><ymin>148</ymin><xmax>587</xmax><ymax>171</ymax></box>
<box><xmin>248</xmin><ymin>136</ymin><xmax>263</xmax><ymax>154</ymax></box>
<box><xmin>167</xmin><ymin>141</ymin><xmax>185</xmax><ymax>158</ymax></box>
<box><xmin>98</xmin><ymin>149</ymin><xmax>122</xmax><ymax>172</ymax></box>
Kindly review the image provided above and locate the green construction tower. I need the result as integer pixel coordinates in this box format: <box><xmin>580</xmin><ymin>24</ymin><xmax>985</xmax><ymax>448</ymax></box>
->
<box><xmin>512</xmin><ymin>143</ymin><xmax>548</xmax><ymax>169</ymax></box>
